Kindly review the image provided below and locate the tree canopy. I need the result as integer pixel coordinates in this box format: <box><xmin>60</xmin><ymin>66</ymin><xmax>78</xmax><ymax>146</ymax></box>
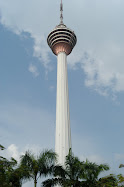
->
<box><xmin>1</xmin><ymin>145</ymin><xmax>124</xmax><ymax>187</ymax></box>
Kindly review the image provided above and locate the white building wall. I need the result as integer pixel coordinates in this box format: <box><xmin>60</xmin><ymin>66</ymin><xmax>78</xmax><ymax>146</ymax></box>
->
<box><xmin>55</xmin><ymin>51</ymin><xmax>71</xmax><ymax>166</ymax></box>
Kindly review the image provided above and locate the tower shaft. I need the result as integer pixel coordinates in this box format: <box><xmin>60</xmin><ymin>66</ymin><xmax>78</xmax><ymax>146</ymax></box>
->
<box><xmin>47</xmin><ymin>0</ymin><xmax>77</xmax><ymax>167</ymax></box>
<box><xmin>55</xmin><ymin>52</ymin><xmax>71</xmax><ymax>165</ymax></box>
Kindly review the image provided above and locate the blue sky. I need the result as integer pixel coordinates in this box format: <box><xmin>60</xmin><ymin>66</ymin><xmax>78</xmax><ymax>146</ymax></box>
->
<box><xmin>0</xmin><ymin>0</ymin><xmax>124</xmax><ymax>186</ymax></box>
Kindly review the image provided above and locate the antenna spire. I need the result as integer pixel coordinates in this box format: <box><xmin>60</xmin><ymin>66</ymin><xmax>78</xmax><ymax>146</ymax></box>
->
<box><xmin>60</xmin><ymin>0</ymin><xmax>63</xmax><ymax>24</ymax></box>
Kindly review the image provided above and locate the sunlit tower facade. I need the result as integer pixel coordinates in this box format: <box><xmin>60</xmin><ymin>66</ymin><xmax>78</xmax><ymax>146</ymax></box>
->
<box><xmin>47</xmin><ymin>0</ymin><xmax>77</xmax><ymax>165</ymax></box>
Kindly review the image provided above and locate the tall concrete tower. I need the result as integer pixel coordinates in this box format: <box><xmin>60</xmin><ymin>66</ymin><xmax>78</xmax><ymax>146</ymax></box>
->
<box><xmin>47</xmin><ymin>0</ymin><xmax>77</xmax><ymax>166</ymax></box>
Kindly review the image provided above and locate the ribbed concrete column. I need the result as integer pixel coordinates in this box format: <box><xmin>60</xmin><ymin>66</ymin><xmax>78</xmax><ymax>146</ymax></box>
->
<box><xmin>55</xmin><ymin>51</ymin><xmax>71</xmax><ymax>166</ymax></box>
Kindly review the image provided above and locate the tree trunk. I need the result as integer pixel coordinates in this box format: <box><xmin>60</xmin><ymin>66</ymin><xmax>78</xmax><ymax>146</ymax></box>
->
<box><xmin>34</xmin><ymin>176</ymin><xmax>37</xmax><ymax>187</ymax></box>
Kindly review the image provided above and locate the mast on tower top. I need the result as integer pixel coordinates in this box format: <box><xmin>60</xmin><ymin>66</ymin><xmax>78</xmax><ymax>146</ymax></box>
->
<box><xmin>60</xmin><ymin>0</ymin><xmax>63</xmax><ymax>24</ymax></box>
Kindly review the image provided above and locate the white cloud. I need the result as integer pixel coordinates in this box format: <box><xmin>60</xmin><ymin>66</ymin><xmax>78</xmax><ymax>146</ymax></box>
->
<box><xmin>0</xmin><ymin>0</ymin><xmax>124</xmax><ymax>95</ymax></box>
<box><xmin>0</xmin><ymin>143</ymin><xmax>44</xmax><ymax>162</ymax></box>
<box><xmin>7</xmin><ymin>144</ymin><xmax>21</xmax><ymax>161</ymax></box>
<box><xmin>0</xmin><ymin>144</ymin><xmax>23</xmax><ymax>161</ymax></box>
<box><xmin>28</xmin><ymin>64</ymin><xmax>39</xmax><ymax>77</ymax></box>
<box><xmin>0</xmin><ymin>0</ymin><xmax>55</xmax><ymax>67</ymax></box>
<box><xmin>33</xmin><ymin>36</ymin><xmax>51</xmax><ymax>69</ymax></box>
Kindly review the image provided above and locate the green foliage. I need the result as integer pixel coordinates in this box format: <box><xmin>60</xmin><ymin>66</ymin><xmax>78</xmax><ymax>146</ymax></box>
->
<box><xmin>20</xmin><ymin>150</ymin><xmax>57</xmax><ymax>187</ymax></box>
<box><xmin>42</xmin><ymin>149</ymin><xmax>111</xmax><ymax>187</ymax></box>
<box><xmin>0</xmin><ymin>146</ymin><xmax>57</xmax><ymax>187</ymax></box>
<box><xmin>117</xmin><ymin>174</ymin><xmax>124</xmax><ymax>186</ymax></box>
<box><xmin>97</xmin><ymin>174</ymin><xmax>118</xmax><ymax>187</ymax></box>
<box><xmin>0</xmin><ymin>145</ymin><xmax>21</xmax><ymax>187</ymax></box>
<box><xmin>0</xmin><ymin>144</ymin><xmax>5</xmax><ymax>150</ymax></box>
<box><xmin>1</xmin><ymin>145</ymin><xmax>124</xmax><ymax>187</ymax></box>
<box><xmin>119</xmin><ymin>164</ymin><xmax>124</xmax><ymax>168</ymax></box>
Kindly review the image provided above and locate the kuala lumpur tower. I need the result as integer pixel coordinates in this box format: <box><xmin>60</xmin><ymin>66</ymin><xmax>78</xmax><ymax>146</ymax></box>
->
<box><xmin>47</xmin><ymin>0</ymin><xmax>77</xmax><ymax>166</ymax></box>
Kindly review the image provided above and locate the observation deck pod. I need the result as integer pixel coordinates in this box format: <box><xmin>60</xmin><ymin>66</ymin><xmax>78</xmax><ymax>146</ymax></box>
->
<box><xmin>47</xmin><ymin>24</ymin><xmax>77</xmax><ymax>56</ymax></box>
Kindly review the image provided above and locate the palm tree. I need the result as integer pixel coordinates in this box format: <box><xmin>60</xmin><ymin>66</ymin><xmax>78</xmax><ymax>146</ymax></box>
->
<box><xmin>20</xmin><ymin>150</ymin><xmax>57</xmax><ymax>187</ymax></box>
<box><xmin>42</xmin><ymin>150</ymin><xmax>110</xmax><ymax>187</ymax></box>
<box><xmin>83</xmin><ymin>159</ymin><xmax>109</xmax><ymax>186</ymax></box>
